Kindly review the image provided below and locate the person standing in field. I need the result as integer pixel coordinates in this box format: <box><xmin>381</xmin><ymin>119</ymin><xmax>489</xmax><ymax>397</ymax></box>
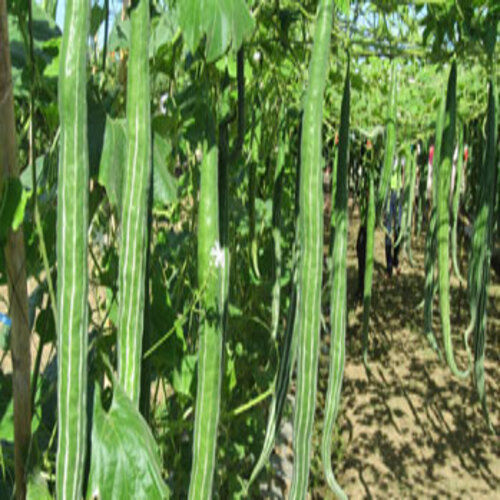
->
<box><xmin>384</xmin><ymin>156</ymin><xmax>403</xmax><ymax>277</ymax></box>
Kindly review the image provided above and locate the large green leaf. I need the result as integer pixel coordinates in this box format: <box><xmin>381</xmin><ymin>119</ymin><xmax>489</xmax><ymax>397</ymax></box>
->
<box><xmin>178</xmin><ymin>0</ymin><xmax>255</xmax><ymax>61</ymax></box>
<box><xmin>150</xmin><ymin>8</ymin><xmax>180</xmax><ymax>58</ymax></box>
<box><xmin>87</xmin><ymin>383</ymin><xmax>169</xmax><ymax>500</ymax></box>
<box><xmin>98</xmin><ymin>117</ymin><xmax>177</xmax><ymax>211</ymax></box>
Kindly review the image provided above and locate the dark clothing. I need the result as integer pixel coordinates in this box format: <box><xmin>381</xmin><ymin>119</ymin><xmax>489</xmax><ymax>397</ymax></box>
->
<box><xmin>384</xmin><ymin>190</ymin><xmax>402</xmax><ymax>276</ymax></box>
<box><xmin>356</xmin><ymin>225</ymin><xmax>367</xmax><ymax>301</ymax></box>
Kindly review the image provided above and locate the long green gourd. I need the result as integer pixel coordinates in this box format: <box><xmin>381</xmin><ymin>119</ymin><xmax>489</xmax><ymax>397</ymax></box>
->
<box><xmin>436</xmin><ymin>61</ymin><xmax>469</xmax><ymax>379</ymax></box>
<box><xmin>271</xmin><ymin>121</ymin><xmax>286</xmax><ymax>341</ymax></box>
<box><xmin>471</xmin><ymin>77</ymin><xmax>497</xmax><ymax>431</ymax></box>
<box><xmin>394</xmin><ymin>147</ymin><xmax>411</xmax><ymax>249</ymax></box>
<box><xmin>321</xmin><ymin>61</ymin><xmax>349</xmax><ymax>500</ymax></box>
<box><xmin>56</xmin><ymin>0</ymin><xmax>90</xmax><ymax>496</ymax></box>
<box><xmin>290</xmin><ymin>0</ymin><xmax>333</xmax><ymax>497</ymax></box>
<box><xmin>247</xmin><ymin>126</ymin><xmax>299</xmax><ymax>489</ymax></box>
<box><xmin>423</xmin><ymin>93</ymin><xmax>445</xmax><ymax>356</ymax></box>
<box><xmin>189</xmin><ymin>134</ymin><xmax>223</xmax><ymax>499</ymax></box>
<box><xmin>361</xmin><ymin>172</ymin><xmax>375</xmax><ymax>371</ymax></box>
<box><xmin>376</xmin><ymin>60</ymin><xmax>396</xmax><ymax>223</ymax></box>
<box><xmin>405</xmin><ymin>147</ymin><xmax>417</xmax><ymax>267</ymax></box>
<box><xmin>117</xmin><ymin>0</ymin><xmax>151</xmax><ymax>406</ymax></box>
<box><xmin>451</xmin><ymin>126</ymin><xmax>465</xmax><ymax>282</ymax></box>
<box><xmin>247</xmin><ymin>263</ymin><xmax>298</xmax><ymax>488</ymax></box>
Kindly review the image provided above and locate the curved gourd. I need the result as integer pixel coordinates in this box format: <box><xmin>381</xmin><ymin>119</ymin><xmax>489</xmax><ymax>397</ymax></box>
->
<box><xmin>321</xmin><ymin>61</ymin><xmax>350</xmax><ymax>500</ymax></box>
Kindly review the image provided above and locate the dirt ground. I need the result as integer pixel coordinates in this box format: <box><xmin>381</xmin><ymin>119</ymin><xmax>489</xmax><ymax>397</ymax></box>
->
<box><xmin>314</xmin><ymin>207</ymin><xmax>500</xmax><ymax>499</ymax></box>
<box><xmin>1</xmin><ymin>203</ymin><xmax>499</xmax><ymax>499</ymax></box>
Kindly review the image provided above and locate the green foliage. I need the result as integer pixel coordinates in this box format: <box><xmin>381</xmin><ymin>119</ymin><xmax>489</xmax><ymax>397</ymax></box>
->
<box><xmin>0</xmin><ymin>372</ymin><xmax>40</xmax><ymax>442</ymax></box>
<box><xmin>178</xmin><ymin>0</ymin><xmax>255</xmax><ymax>61</ymax></box>
<box><xmin>3</xmin><ymin>0</ymin><xmax>498</xmax><ymax>497</ymax></box>
<box><xmin>87</xmin><ymin>383</ymin><xmax>169</xmax><ymax>499</ymax></box>
<box><xmin>98</xmin><ymin>118</ymin><xmax>127</xmax><ymax>212</ymax></box>
<box><xmin>0</xmin><ymin>178</ymin><xmax>30</xmax><ymax>243</ymax></box>
<box><xmin>98</xmin><ymin>118</ymin><xmax>177</xmax><ymax>214</ymax></box>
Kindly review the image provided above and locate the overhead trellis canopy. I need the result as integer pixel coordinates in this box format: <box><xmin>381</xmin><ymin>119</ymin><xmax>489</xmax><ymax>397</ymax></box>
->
<box><xmin>246</xmin><ymin>0</ymin><xmax>497</xmax><ymax>146</ymax></box>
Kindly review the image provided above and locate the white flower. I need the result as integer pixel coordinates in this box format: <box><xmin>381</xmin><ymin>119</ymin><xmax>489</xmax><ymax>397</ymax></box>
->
<box><xmin>195</xmin><ymin>147</ymin><xmax>203</xmax><ymax>163</ymax></box>
<box><xmin>253</xmin><ymin>51</ymin><xmax>261</xmax><ymax>63</ymax></box>
<box><xmin>92</xmin><ymin>487</ymin><xmax>100</xmax><ymax>500</ymax></box>
<box><xmin>159</xmin><ymin>93</ymin><xmax>169</xmax><ymax>114</ymax></box>
<box><xmin>210</xmin><ymin>241</ymin><xmax>225</xmax><ymax>269</ymax></box>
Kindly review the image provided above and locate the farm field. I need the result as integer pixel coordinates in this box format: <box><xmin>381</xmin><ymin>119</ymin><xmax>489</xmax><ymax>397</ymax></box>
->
<box><xmin>262</xmin><ymin>208</ymin><xmax>499</xmax><ymax>499</ymax></box>
<box><xmin>325</xmin><ymin>211</ymin><xmax>499</xmax><ymax>499</ymax></box>
<box><xmin>1</xmin><ymin>0</ymin><xmax>498</xmax><ymax>498</ymax></box>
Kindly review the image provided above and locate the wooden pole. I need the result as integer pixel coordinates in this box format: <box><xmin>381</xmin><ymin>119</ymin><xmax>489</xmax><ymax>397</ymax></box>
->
<box><xmin>0</xmin><ymin>1</ymin><xmax>32</xmax><ymax>498</ymax></box>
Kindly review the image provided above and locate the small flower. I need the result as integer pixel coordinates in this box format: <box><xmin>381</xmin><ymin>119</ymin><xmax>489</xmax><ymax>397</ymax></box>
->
<box><xmin>159</xmin><ymin>93</ymin><xmax>169</xmax><ymax>114</ymax></box>
<box><xmin>195</xmin><ymin>147</ymin><xmax>203</xmax><ymax>163</ymax></box>
<box><xmin>210</xmin><ymin>241</ymin><xmax>225</xmax><ymax>269</ymax></box>
<box><xmin>253</xmin><ymin>51</ymin><xmax>261</xmax><ymax>63</ymax></box>
<box><xmin>92</xmin><ymin>487</ymin><xmax>100</xmax><ymax>500</ymax></box>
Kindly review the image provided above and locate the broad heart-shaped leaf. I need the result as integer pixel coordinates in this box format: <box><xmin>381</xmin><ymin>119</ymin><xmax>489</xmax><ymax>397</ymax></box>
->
<box><xmin>87</xmin><ymin>383</ymin><xmax>169</xmax><ymax>500</ymax></box>
<box><xmin>178</xmin><ymin>0</ymin><xmax>255</xmax><ymax>61</ymax></box>
<box><xmin>98</xmin><ymin>117</ymin><xmax>177</xmax><ymax>211</ymax></box>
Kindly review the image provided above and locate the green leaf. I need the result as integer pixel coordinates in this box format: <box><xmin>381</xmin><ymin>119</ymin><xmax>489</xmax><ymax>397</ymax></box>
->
<box><xmin>99</xmin><ymin>119</ymin><xmax>177</xmax><ymax>210</ymax></box>
<box><xmin>27</xmin><ymin>472</ymin><xmax>52</xmax><ymax>500</ymax></box>
<box><xmin>178</xmin><ymin>0</ymin><xmax>255</xmax><ymax>61</ymax></box>
<box><xmin>172</xmin><ymin>354</ymin><xmax>197</xmax><ymax>398</ymax></box>
<box><xmin>0</xmin><ymin>372</ymin><xmax>40</xmax><ymax>442</ymax></box>
<box><xmin>334</xmin><ymin>0</ymin><xmax>350</xmax><ymax>15</ymax></box>
<box><xmin>153</xmin><ymin>134</ymin><xmax>177</xmax><ymax>207</ymax></box>
<box><xmin>0</xmin><ymin>178</ymin><xmax>30</xmax><ymax>243</ymax></box>
<box><xmin>87</xmin><ymin>383</ymin><xmax>169</xmax><ymax>500</ymax></box>
<box><xmin>90</xmin><ymin>4</ymin><xmax>105</xmax><ymax>38</ymax></box>
<box><xmin>98</xmin><ymin>118</ymin><xmax>127</xmax><ymax>212</ymax></box>
<box><xmin>108</xmin><ymin>17</ymin><xmax>130</xmax><ymax>51</ymax></box>
<box><xmin>150</xmin><ymin>8</ymin><xmax>179</xmax><ymax>58</ymax></box>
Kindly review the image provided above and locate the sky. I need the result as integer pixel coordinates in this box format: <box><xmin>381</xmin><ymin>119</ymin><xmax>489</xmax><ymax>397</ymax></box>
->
<box><xmin>53</xmin><ymin>0</ymin><xmax>121</xmax><ymax>46</ymax></box>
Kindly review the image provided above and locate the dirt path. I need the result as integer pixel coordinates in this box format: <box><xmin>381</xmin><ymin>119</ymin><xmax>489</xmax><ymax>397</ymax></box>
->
<box><xmin>315</xmin><ymin>209</ymin><xmax>500</xmax><ymax>499</ymax></box>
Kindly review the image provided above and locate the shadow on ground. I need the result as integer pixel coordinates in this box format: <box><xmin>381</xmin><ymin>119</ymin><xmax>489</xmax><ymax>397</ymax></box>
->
<box><xmin>315</xmin><ymin>210</ymin><xmax>499</xmax><ymax>500</ymax></box>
